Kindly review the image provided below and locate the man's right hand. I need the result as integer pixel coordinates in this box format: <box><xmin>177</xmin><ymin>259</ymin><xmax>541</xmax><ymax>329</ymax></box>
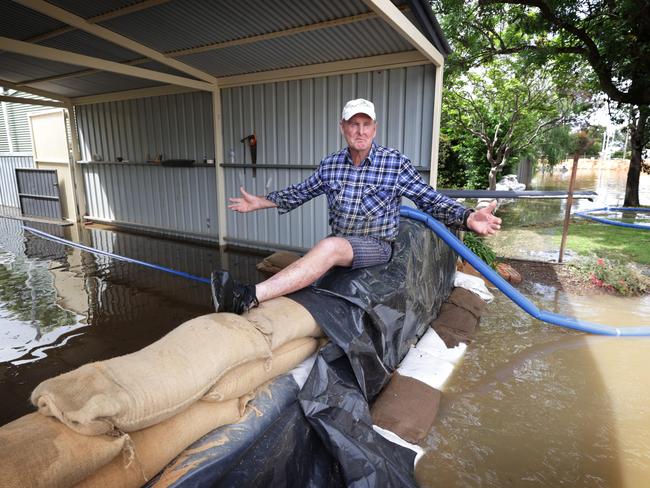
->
<box><xmin>228</xmin><ymin>186</ymin><xmax>276</xmax><ymax>213</ymax></box>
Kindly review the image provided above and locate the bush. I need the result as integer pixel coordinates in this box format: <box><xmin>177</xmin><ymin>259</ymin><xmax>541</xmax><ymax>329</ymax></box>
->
<box><xmin>463</xmin><ymin>233</ymin><xmax>498</xmax><ymax>269</ymax></box>
<box><xmin>571</xmin><ymin>257</ymin><xmax>650</xmax><ymax>296</ymax></box>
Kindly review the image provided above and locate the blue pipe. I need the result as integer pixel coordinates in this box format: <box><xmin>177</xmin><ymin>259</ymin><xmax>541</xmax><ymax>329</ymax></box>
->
<box><xmin>22</xmin><ymin>226</ymin><xmax>211</xmax><ymax>285</ymax></box>
<box><xmin>25</xmin><ymin>214</ymin><xmax>650</xmax><ymax>336</ymax></box>
<box><xmin>399</xmin><ymin>206</ymin><xmax>650</xmax><ymax>336</ymax></box>
<box><xmin>575</xmin><ymin>207</ymin><xmax>650</xmax><ymax>230</ymax></box>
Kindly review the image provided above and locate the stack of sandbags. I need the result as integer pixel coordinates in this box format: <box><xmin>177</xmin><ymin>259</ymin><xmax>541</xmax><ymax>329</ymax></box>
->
<box><xmin>76</xmin><ymin>399</ymin><xmax>242</xmax><ymax>488</ymax></box>
<box><xmin>371</xmin><ymin>273</ymin><xmax>493</xmax><ymax>462</ymax></box>
<box><xmin>0</xmin><ymin>297</ymin><xmax>324</xmax><ymax>488</ymax></box>
<box><xmin>255</xmin><ymin>251</ymin><xmax>301</xmax><ymax>276</ymax></box>
<box><xmin>370</xmin><ymin>328</ymin><xmax>465</xmax><ymax>449</ymax></box>
<box><xmin>0</xmin><ymin>413</ymin><xmax>129</xmax><ymax>488</ymax></box>
<box><xmin>31</xmin><ymin>313</ymin><xmax>272</xmax><ymax>435</ymax></box>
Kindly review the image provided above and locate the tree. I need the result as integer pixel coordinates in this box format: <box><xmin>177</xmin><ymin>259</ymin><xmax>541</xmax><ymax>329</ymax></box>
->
<box><xmin>434</xmin><ymin>0</ymin><xmax>650</xmax><ymax>205</ymax></box>
<box><xmin>445</xmin><ymin>61</ymin><xmax>566</xmax><ymax>189</ymax></box>
<box><xmin>533</xmin><ymin>125</ymin><xmax>573</xmax><ymax>168</ymax></box>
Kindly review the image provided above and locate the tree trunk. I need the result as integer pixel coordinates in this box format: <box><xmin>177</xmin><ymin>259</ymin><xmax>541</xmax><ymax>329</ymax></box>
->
<box><xmin>488</xmin><ymin>166</ymin><xmax>498</xmax><ymax>190</ymax></box>
<box><xmin>624</xmin><ymin>106</ymin><xmax>648</xmax><ymax>207</ymax></box>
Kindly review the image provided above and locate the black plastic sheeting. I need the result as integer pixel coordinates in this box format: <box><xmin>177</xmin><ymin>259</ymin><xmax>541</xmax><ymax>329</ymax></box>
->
<box><xmin>291</xmin><ymin>218</ymin><xmax>457</xmax><ymax>487</ymax></box>
<box><xmin>155</xmin><ymin>218</ymin><xmax>457</xmax><ymax>487</ymax></box>
<box><xmin>148</xmin><ymin>375</ymin><xmax>343</xmax><ymax>487</ymax></box>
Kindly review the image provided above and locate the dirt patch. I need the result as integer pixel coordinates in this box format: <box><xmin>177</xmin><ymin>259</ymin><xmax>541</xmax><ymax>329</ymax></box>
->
<box><xmin>500</xmin><ymin>258</ymin><xmax>605</xmax><ymax>296</ymax></box>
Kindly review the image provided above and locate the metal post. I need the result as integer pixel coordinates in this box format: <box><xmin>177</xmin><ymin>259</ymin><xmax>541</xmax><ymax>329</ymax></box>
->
<box><xmin>212</xmin><ymin>88</ymin><xmax>227</xmax><ymax>247</ymax></box>
<box><xmin>558</xmin><ymin>157</ymin><xmax>579</xmax><ymax>263</ymax></box>
<box><xmin>1</xmin><ymin>97</ymin><xmax>14</xmax><ymax>153</ymax></box>
<box><xmin>429</xmin><ymin>62</ymin><xmax>444</xmax><ymax>188</ymax></box>
<box><xmin>65</xmin><ymin>103</ymin><xmax>87</xmax><ymax>222</ymax></box>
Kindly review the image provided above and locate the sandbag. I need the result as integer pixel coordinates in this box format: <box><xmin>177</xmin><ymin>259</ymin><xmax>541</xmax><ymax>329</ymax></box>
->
<box><xmin>371</xmin><ymin>373</ymin><xmax>441</xmax><ymax>445</ymax></box>
<box><xmin>446</xmin><ymin>287</ymin><xmax>488</xmax><ymax>318</ymax></box>
<box><xmin>203</xmin><ymin>337</ymin><xmax>320</xmax><ymax>402</ymax></box>
<box><xmin>0</xmin><ymin>412</ymin><xmax>128</xmax><ymax>488</ymax></box>
<box><xmin>32</xmin><ymin>313</ymin><xmax>271</xmax><ymax>435</ymax></box>
<box><xmin>256</xmin><ymin>251</ymin><xmax>301</xmax><ymax>275</ymax></box>
<box><xmin>75</xmin><ymin>399</ymin><xmax>241</xmax><ymax>488</ymax></box>
<box><xmin>432</xmin><ymin>303</ymin><xmax>480</xmax><ymax>334</ymax></box>
<box><xmin>434</xmin><ymin>325</ymin><xmax>475</xmax><ymax>348</ymax></box>
<box><xmin>244</xmin><ymin>296</ymin><xmax>323</xmax><ymax>350</ymax></box>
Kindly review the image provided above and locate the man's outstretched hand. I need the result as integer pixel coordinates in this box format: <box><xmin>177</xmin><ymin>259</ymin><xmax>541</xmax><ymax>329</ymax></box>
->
<box><xmin>466</xmin><ymin>200</ymin><xmax>501</xmax><ymax>236</ymax></box>
<box><xmin>228</xmin><ymin>186</ymin><xmax>276</xmax><ymax>213</ymax></box>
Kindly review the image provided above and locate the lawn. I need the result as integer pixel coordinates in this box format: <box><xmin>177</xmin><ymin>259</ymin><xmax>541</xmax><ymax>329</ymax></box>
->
<box><xmin>551</xmin><ymin>220</ymin><xmax>650</xmax><ymax>265</ymax></box>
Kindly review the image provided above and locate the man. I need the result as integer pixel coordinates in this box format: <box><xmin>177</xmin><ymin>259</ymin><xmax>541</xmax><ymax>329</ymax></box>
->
<box><xmin>212</xmin><ymin>98</ymin><xmax>501</xmax><ymax>314</ymax></box>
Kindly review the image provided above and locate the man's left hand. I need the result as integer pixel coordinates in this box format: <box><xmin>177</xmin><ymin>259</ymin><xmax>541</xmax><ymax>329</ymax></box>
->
<box><xmin>467</xmin><ymin>200</ymin><xmax>501</xmax><ymax>236</ymax></box>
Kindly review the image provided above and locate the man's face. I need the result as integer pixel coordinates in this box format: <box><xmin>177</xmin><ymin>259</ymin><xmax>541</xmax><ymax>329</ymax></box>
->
<box><xmin>340</xmin><ymin>114</ymin><xmax>376</xmax><ymax>153</ymax></box>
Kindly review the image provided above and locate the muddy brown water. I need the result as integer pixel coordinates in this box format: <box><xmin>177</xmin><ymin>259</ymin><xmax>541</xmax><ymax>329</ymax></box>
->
<box><xmin>1</xmin><ymin>167</ymin><xmax>649</xmax><ymax>486</ymax></box>
<box><xmin>416</xmin><ymin>282</ymin><xmax>650</xmax><ymax>488</ymax></box>
<box><xmin>0</xmin><ymin>218</ymin><xmax>267</xmax><ymax>425</ymax></box>
<box><xmin>416</xmin><ymin>168</ymin><xmax>650</xmax><ymax>487</ymax></box>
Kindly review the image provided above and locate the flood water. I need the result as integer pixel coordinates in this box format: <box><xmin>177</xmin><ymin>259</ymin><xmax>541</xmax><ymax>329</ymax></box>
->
<box><xmin>416</xmin><ymin>279</ymin><xmax>650</xmax><ymax>487</ymax></box>
<box><xmin>0</xmin><ymin>218</ymin><xmax>266</xmax><ymax>425</ymax></box>
<box><xmin>417</xmin><ymin>167</ymin><xmax>650</xmax><ymax>487</ymax></box>
<box><xmin>1</xmin><ymin>166</ymin><xmax>649</xmax><ymax>486</ymax></box>
<box><xmin>489</xmin><ymin>167</ymin><xmax>650</xmax><ymax>261</ymax></box>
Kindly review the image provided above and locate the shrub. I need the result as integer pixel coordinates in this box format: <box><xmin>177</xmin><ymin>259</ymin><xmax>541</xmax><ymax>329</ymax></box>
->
<box><xmin>572</xmin><ymin>257</ymin><xmax>650</xmax><ymax>296</ymax></box>
<box><xmin>463</xmin><ymin>232</ymin><xmax>498</xmax><ymax>269</ymax></box>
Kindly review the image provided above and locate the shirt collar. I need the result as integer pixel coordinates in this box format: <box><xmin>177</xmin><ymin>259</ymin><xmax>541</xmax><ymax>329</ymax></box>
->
<box><xmin>345</xmin><ymin>141</ymin><xmax>377</xmax><ymax>167</ymax></box>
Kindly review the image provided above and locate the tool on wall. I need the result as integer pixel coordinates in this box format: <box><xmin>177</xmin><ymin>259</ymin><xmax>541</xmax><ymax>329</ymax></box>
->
<box><xmin>240</xmin><ymin>133</ymin><xmax>257</xmax><ymax>177</ymax></box>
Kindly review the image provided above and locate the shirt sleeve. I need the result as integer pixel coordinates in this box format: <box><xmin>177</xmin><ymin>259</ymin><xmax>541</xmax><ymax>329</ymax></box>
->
<box><xmin>265</xmin><ymin>167</ymin><xmax>325</xmax><ymax>214</ymax></box>
<box><xmin>396</xmin><ymin>158</ymin><xmax>472</xmax><ymax>229</ymax></box>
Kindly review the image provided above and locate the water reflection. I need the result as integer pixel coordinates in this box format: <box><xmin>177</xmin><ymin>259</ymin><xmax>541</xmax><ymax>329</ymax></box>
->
<box><xmin>0</xmin><ymin>217</ymin><xmax>268</xmax><ymax>425</ymax></box>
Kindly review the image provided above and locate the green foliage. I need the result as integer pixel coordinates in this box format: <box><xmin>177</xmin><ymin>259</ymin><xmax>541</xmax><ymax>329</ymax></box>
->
<box><xmin>442</xmin><ymin>59</ymin><xmax>571</xmax><ymax>188</ymax></box>
<box><xmin>463</xmin><ymin>232</ymin><xmax>498</xmax><ymax>269</ymax></box>
<box><xmin>432</xmin><ymin>0</ymin><xmax>649</xmax><ymax>203</ymax></box>
<box><xmin>437</xmin><ymin>134</ymin><xmax>469</xmax><ymax>188</ymax></box>
<box><xmin>551</xmin><ymin>220</ymin><xmax>650</xmax><ymax>265</ymax></box>
<box><xmin>532</xmin><ymin>125</ymin><xmax>573</xmax><ymax>167</ymax></box>
<box><xmin>571</xmin><ymin>257</ymin><xmax>650</xmax><ymax>296</ymax></box>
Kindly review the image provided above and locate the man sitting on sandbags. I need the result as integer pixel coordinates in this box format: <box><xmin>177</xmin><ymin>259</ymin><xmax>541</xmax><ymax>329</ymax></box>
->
<box><xmin>212</xmin><ymin>98</ymin><xmax>501</xmax><ymax>314</ymax></box>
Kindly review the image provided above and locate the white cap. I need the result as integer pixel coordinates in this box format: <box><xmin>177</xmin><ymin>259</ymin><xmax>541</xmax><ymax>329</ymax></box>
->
<box><xmin>341</xmin><ymin>98</ymin><xmax>376</xmax><ymax>121</ymax></box>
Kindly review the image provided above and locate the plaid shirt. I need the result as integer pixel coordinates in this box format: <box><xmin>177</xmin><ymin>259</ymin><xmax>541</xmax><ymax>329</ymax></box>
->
<box><xmin>266</xmin><ymin>142</ymin><xmax>471</xmax><ymax>241</ymax></box>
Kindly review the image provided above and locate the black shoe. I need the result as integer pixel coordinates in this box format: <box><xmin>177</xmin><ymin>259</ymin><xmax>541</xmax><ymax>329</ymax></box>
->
<box><xmin>211</xmin><ymin>270</ymin><xmax>259</xmax><ymax>314</ymax></box>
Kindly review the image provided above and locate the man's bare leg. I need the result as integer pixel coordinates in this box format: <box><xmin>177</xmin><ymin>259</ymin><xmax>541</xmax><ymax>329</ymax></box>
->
<box><xmin>255</xmin><ymin>237</ymin><xmax>353</xmax><ymax>302</ymax></box>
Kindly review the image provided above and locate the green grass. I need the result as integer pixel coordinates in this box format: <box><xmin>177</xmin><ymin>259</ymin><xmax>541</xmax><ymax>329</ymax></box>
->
<box><xmin>551</xmin><ymin>220</ymin><xmax>650</xmax><ymax>265</ymax></box>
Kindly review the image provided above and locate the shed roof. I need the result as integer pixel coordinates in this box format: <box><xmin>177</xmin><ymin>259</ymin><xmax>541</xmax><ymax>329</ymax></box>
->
<box><xmin>0</xmin><ymin>0</ymin><xmax>450</xmax><ymax>101</ymax></box>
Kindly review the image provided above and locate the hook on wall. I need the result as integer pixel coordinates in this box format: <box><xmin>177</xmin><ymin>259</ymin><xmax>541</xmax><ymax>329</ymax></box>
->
<box><xmin>240</xmin><ymin>133</ymin><xmax>257</xmax><ymax>177</ymax></box>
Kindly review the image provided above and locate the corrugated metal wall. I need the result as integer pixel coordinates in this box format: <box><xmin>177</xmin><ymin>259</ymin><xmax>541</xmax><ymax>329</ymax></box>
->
<box><xmin>0</xmin><ymin>155</ymin><xmax>35</xmax><ymax>207</ymax></box>
<box><xmin>74</xmin><ymin>64</ymin><xmax>436</xmax><ymax>248</ymax></box>
<box><xmin>75</xmin><ymin>91</ymin><xmax>214</xmax><ymax>163</ymax></box>
<box><xmin>81</xmin><ymin>163</ymin><xmax>218</xmax><ymax>239</ymax></box>
<box><xmin>221</xmin><ymin>64</ymin><xmax>436</xmax><ymax>250</ymax></box>
<box><xmin>0</xmin><ymin>96</ymin><xmax>53</xmax><ymax>153</ymax></box>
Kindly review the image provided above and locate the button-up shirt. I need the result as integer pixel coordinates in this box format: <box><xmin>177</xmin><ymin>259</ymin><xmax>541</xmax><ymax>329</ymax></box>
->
<box><xmin>266</xmin><ymin>142</ymin><xmax>470</xmax><ymax>241</ymax></box>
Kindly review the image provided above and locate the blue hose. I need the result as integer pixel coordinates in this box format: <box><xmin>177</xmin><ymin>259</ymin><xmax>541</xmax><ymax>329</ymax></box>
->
<box><xmin>22</xmin><ymin>226</ymin><xmax>211</xmax><ymax>285</ymax></box>
<box><xmin>399</xmin><ymin>206</ymin><xmax>650</xmax><ymax>336</ymax></box>
<box><xmin>24</xmin><ymin>214</ymin><xmax>650</xmax><ymax>336</ymax></box>
<box><xmin>575</xmin><ymin>207</ymin><xmax>650</xmax><ymax>229</ymax></box>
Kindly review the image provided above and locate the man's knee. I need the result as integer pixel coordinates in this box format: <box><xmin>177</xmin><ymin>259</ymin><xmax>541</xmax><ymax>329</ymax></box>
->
<box><xmin>314</xmin><ymin>237</ymin><xmax>353</xmax><ymax>265</ymax></box>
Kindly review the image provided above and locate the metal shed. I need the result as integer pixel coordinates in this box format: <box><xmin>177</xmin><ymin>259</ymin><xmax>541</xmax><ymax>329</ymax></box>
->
<box><xmin>0</xmin><ymin>0</ymin><xmax>451</xmax><ymax>251</ymax></box>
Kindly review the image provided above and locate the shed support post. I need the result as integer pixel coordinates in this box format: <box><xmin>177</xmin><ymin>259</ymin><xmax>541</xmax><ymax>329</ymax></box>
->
<box><xmin>65</xmin><ymin>103</ymin><xmax>87</xmax><ymax>222</ymax></box>
<box><xmin>429</xmin><ymin>63</ymin><xmax>444</xmax><ymax>188</ymax></box>
<box><xmin>212</xmin><ymin>88</ymin><xmax>227</xmax><ymax>247</ymax></box>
